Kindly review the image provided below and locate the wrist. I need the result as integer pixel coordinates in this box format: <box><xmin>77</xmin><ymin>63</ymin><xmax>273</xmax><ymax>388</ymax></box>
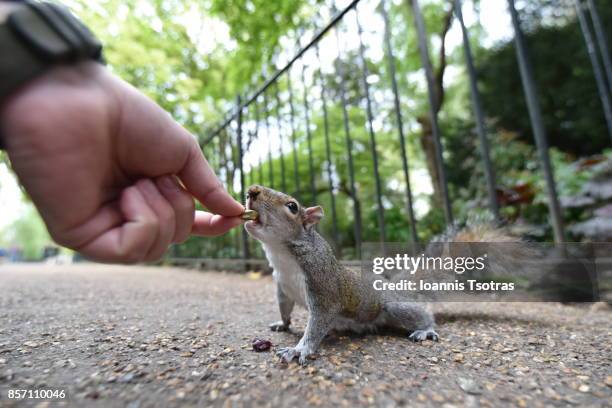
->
<box><xmin>0</xmin><ymin>1</ymin><xmax>104</xmax><ymax>149</ymax></box>
<box><xmin>0</xmin><ymin>61</ymin><xmax>107</xmax><ymax>150</ymax></box>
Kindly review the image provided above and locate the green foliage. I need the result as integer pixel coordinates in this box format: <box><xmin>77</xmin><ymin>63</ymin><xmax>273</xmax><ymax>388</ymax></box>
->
<box><xmin>0</xmin><ymin>204</ymin><xmax>51</xmax><ymax>260</ymax></box>
<box><xmin>209</xmin><ymin>0</ymin><xmax>308</xmax><ymax>89</ymax></box>
<box><xmin>476</xmin><ymin>1</ymin><xmax>612</xmax><ymax>155</ymax></box>
<box><xmin>2</xmin><ymin>0</ymin><xmax>605</xmax><ymax>259</ymax></box>
<box><xmin>67</xmin><ymin>0</ymin><xmax>313</xmax><ymax>139</ymax></box>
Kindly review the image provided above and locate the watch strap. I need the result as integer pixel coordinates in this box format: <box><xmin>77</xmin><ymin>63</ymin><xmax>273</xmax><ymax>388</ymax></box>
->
<box><xmin>0</xmin><ymin>1</ymin><xmax>103</xmax><ymax>149</ymax></box>
<box><xmin>0</xmin><ymin>1</ymin><xmax>103</xmax><ymax>99</ymax></box>
<box><xmin>8</xmin><ymin>1</ymin><xmax>103</xmax><ymax>62</ymax></box>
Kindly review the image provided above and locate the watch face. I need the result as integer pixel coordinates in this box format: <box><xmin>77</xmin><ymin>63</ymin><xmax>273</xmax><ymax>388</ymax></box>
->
<box><xmin>5</xmin><ymin>1</ymin><xmax>103</xmax><ymax>61</ymax></box>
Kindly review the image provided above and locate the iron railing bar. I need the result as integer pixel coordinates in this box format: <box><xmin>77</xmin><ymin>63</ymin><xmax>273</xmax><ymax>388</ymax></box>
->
<box><xmin>333</xmin><ymin>25</ymin><xmax>362</xmax><ymax>258</ymax></box>
<box><xmin>236</xmin><ymin>96</ymin><xmax>250</xmax><ymax>261</ymax></box>
<box><xmin>253</xmin><ymin>98</ymin><xmax>264</xmax><ymax>185</ymax></box>
<box><xmin>454</xmin><ymin>0</ymin><xmax>500</xmax><ymax>218</ymax></box>
<box><xmin>286</xmin><ymin>70</ymin><xmax>302</xmax><ymax>200</ymax></box>
<box><xmin>212</xmin><ymin>136</ymin><xmax>222</xmax><ymax>256</ymax></box>
<box><xmin>586</xmin><ymin>0</ymin><xmax>612</xmax><ymax>93</ymax></box>
<box><xmin>355</xmin><ymin>8</ymin><xmax>387</xmax><ymax>243</ymax></box>
<box><xmin>575</xmin><ymin>0</ymin><xmax>612</xmax><ymax>141</ymax></box>
<box><xmin>262</xmin><ymin>90</ymin><xmax>275</xmax><ymax>188</ymax></box>
<box><xmin>315</xmin><ymin>43</ymin><xmax>340</xmax><ymax>251</ymax></box>
<box><xmin>507</xmin><ymin>0</ymin><xmax>565</xmax><ymax>243</ymax></box>
<box><xmin>410</xmin><ymin>0</ymin><xmax>453</xmax><ymax>225</ymax></box>
<box><xmin>301</xmin><ymin>63</ymin><xmax>318</xmax><ymax>204</ymax></box>
<box><xmin>203</xmin><ymin>0</ymin><xmax>362</xmax><ymax>143</ymax></box>
<box><xmin>222</xmin><ymin>128</ymin><xmax>232</xmax><ymax>258</ymax></box>
<box><xmin>381</xmin><ymin>0</ymin><xmax>419</xmax><ymax>243</ymax></box>
<box><xmin>274</xmin><ymin>81</ymin><xmax>288</xmax><ymax>191</ymax></box>
<box><xmin>231</xmin><ymin>125</ymin><xmax>241</xmax><ymax>258</ymax></box>
<box><xmin>245</xmin><ymin>105</ymin><xmax>254</xmax><ymax>188</ymax></box>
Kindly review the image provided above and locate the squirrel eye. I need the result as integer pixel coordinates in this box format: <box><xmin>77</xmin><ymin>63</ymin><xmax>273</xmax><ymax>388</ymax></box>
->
<box><xmin>285</xmin><ymin>202</ymin><xmax>298</xmax><ymax>214</ymax></box>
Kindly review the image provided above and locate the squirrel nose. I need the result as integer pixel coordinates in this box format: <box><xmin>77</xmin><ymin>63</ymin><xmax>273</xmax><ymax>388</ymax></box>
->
<box><xmin>247</xmin><ymin>186</ymin><xmax>261</xmax><ymax>201</ymax></box>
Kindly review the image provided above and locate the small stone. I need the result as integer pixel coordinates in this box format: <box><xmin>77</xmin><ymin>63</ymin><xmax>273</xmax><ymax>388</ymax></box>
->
<box><xmin>457</xmin><ymin>377</ymin><xmax>482</xmax><ymax>395</ymax></box>
<box><xmin>605</xmin><ymin>376</ymin><xmax>612</xmax><ymax>387</ymax></box>
<box><xmin>429</xmin><ymin>357</ymin><xmax>439</xmax><ymax>363</ymax></box>
<box><xmin>453</xmin><ymin>354</ymin><xmax>464</xmax><ymax>362</ymax></box>
<box><xmin>578</xmin><ymin>384</ymin><xmax>590</xmax><ymax>393</ymax></box>
<box><xmin>180</xmin><ymin>352</ymin><xmax>194</xmax><ymax>358</ymax></box>
<box><xmin>432</xmin><ymin>393</ymin><xmax>445</xmax><ymax>402</ymax></box>
<box><xmin>544</xmin><ymin>388</ymin><xmax>559</xmax><ymax>399</ymax></box>
<box><xmin>23</xmin><ymin>341</ymin><xmax>39</xmax><ymax>348</ymax></box>
<box><xmin>119</xmin><ymin>373</ymin><xmax>135</xmax><ymax>383</ymax></box>
<box><xmin>85</xmin><ymin>390</ymin><xmax>100</xmax><ymax>399</ymax></box>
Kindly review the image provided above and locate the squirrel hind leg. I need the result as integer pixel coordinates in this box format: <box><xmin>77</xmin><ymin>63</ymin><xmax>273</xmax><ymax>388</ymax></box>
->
<box><xmin>269</xmin><ymin>321</ymin><xmax>290</xmax><ymax>332</ymax></box>
<box><xmin>270</xmin><ymin>284</ymin><xmax>295</xmax><ymax>332</ymax></box>
<box><xmin>408</xmin><ymin>328</ymin><xmax>439</xmax><ymax>342</ymax></box>
<box><xmin>382</xmin><ymin>301</ymin><xmax>439</xmax><ymax>342</ymax></box>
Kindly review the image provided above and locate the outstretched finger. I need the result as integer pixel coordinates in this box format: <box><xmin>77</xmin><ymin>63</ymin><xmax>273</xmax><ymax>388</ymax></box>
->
<box><xmin>191</xmin><ymin>210</ymin><xmax>243</xmax><ymax>237</ymax></box>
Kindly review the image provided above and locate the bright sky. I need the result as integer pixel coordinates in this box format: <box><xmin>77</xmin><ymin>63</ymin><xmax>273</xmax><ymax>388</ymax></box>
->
<box><xmin>0</xmin><ymin>0</ymin><xmax>512</xmax><ymax>228</ymax></box>
<box><xmin>0</xmin><ymin>163</ymin><xmax>24</xmax><ymax>230</ymax></box>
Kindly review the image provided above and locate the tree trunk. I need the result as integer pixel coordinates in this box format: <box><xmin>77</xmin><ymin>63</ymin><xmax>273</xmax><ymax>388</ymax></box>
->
<box><xmin>416</xmin><ymin>3</ymin><xmax>454</xmax><ymax>205</ymax></box>
<box><xmin>417</xmin><ymin>115</ymin><xmax>442</xmax><ymax>205</ymax></box>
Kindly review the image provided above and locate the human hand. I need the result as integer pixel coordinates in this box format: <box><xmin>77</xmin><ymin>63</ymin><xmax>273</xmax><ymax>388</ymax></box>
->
<box><xmin>0</xmin><ymin>62</ymin><xmax>244</xmax><ymax>263</ymax></box>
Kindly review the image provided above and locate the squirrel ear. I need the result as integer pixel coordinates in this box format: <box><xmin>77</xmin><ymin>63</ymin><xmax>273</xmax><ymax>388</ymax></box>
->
<box><xmin>303</xmin><ymin>206</ymin><xmax>324</xmax><ymax>229</ymax></box>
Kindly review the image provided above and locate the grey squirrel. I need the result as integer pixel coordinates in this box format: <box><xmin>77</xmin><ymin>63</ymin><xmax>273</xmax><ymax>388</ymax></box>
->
<box><xmin>243</xmin><ymin>185</ymin><xmax>600</xmax><ymax>363</ymax></box>
<box><xmin>244</xmin><ymin>185</ymin><xmax>439</xmax><ymax>364</ymax></box>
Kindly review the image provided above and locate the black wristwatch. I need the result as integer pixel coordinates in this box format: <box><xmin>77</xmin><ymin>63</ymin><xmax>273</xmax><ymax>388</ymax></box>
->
<box><xmin>0</xmin><ymin>0</ymin><xmax>104</xmax><ymax>149</ymax></box>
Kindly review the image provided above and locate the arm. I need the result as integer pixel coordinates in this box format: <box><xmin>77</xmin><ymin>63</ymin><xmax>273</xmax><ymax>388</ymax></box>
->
<box><xmin>1</xmin><ymin>56</ymin><xmax>243</xmax><ymax>263</ymax></box>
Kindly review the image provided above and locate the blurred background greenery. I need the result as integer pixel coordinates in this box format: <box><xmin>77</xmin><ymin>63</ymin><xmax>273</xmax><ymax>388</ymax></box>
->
<box><xmin>1</xmin><ymin>0</ymin><xmax>610</xmax><ymax>261</ymax></box>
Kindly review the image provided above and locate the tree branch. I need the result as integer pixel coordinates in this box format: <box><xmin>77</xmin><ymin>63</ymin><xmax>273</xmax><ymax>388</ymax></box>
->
<box><xmin>433</xmin><ymin>2</ymin><xmax>455</xmax><ymax>114</ymax></box>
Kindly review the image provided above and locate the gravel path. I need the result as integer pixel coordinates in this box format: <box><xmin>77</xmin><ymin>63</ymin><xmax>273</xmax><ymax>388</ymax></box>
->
<box><xmin>0</xmin><ymin>263</ymin><xmax>610</xmax><ymax>407</ymax></box>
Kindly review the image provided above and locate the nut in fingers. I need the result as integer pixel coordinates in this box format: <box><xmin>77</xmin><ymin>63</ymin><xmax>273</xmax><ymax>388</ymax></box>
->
<box><xmin>241</xmin><ymin>209</ymin><xmax>259</xmax><ymax>221</ymax></box>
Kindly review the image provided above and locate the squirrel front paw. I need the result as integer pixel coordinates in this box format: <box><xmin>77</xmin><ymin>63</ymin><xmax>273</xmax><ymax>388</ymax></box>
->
<box><xmin>276</xmin><ymin>346</ymin><xmax>315</xmax><ymax>365</ymax></box>
<box><xmin>276</xmin><ymin>346</ymin><xmax>300</xmax><ymax>363</ymax></box>
<box><xmin>409</xmin><ymin>329</ymin><xmax>439</xmax><ymax>342</ymax></box>
<box><xmin>269</xmin><ymin>321</ymin><xmax>290</xmax><ymax>332</ymax></box>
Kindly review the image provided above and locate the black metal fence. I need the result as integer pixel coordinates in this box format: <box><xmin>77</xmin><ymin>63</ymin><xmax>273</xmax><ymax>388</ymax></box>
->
<box><xmin>174</xmin><ymin>0</ymin><xmax>612</xmax><ymax>264</ymax></box>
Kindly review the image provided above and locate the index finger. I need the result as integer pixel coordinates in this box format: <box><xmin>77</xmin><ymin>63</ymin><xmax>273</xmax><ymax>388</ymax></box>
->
<box><xmin>192</xmin><ymin>210</ymin><xmax>243</xmax><ymax>236</ymax></box>
<box><xmin>178</xmin><ymin>140</ymin><xmax>244</xmax><ymax>217</ymax></box>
